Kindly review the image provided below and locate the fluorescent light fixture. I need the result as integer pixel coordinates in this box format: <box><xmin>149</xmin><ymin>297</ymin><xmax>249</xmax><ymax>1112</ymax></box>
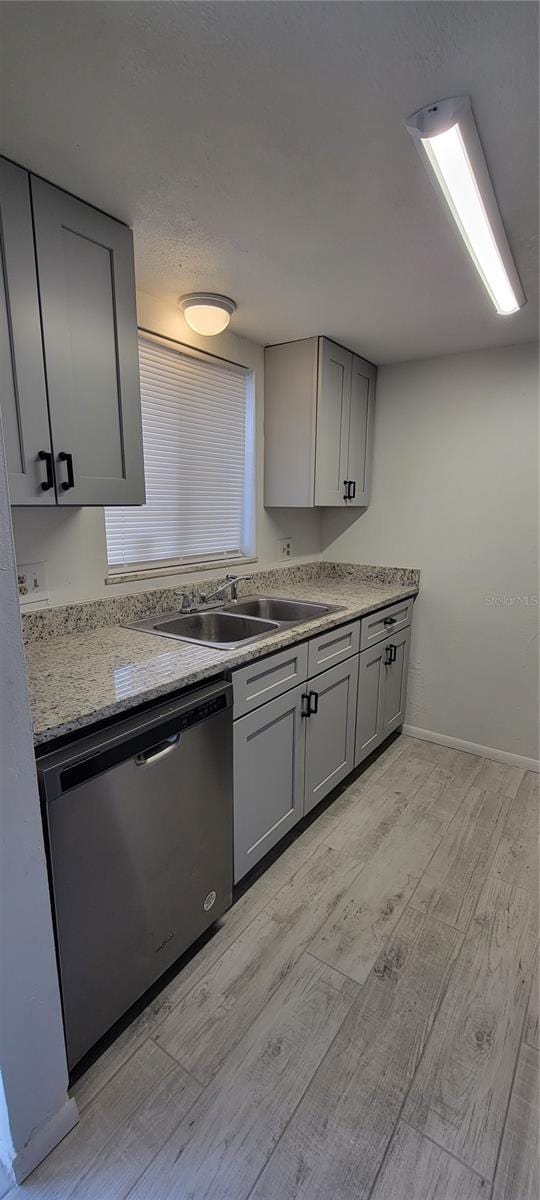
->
<box><xmin>405</xmin><ymin>96</ymin><xmax>525</xmax><ymax>315</ymax></box>
<box><xmin>179</xmin><ymin>293</ymin><xmax>236</xmax><ymax>336</ymax></box>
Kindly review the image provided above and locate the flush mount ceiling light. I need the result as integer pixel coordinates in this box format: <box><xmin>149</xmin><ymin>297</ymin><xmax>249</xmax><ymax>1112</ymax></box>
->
<box><xmin>179</xmin><ymin>293</ymin><xmax>236</xmax><ymax>336</ymax></box>
<box><xmin>405</xmin><ymin>96</ymin><xmax>525</xmax><ymax>315</ymax></box>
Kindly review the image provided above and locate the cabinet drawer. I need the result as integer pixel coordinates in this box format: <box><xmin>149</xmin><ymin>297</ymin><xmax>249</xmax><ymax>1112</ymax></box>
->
<box><xmin>360</xmin><ymin>598</ymin><xmax>413</xmax><ymax>651</ymax></box>
<box><xmin>233</xmin><ymin>641</ymin><xmax>308</xmax><ymax>718</ymax></box>
<box><xmin>307</xmin><ymin>620</ymin><xmax>360</xmax><ymax>676</ymax></box>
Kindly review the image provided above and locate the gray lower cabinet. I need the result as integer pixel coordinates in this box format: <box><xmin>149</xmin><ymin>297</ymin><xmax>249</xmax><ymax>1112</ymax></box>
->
<box><xmin>304</xmin><ymin>656</ymin><xmax>359</xmax><ymax>815</ymax></box>
<box><xmin>233</xmin><ymin>613</ymin><xmax>412</xmax><ymax>880</ymax></box>
<box><xmin>233</xmin><ymin>683</ymin><xmax>306</xmax><ymax>882</ymax></box>
<box><xmin>383</xmin><ymin>626</ymin><xmax>411</xmax><ymax>735</ymax></box>
<box><xmin>0</xmin><ymin>158</ymin><xmax>54</xmax><ymax>504</ymax></box>
<box><xmin>355</xmin><ymin>641</ymin><xmax>387</xmax><ymax>764</ymax></box>
<box><xmin>355</xmin><ymin>626</ymin><xmax>412</xmax><ymax>766</ymax></box>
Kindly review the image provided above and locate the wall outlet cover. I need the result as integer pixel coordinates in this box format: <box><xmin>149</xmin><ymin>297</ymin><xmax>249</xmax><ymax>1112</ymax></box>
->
<box><xmin>278</xmin><ymin>538</ymin><xmax>292</xmax><ymax>559</ymax></box>
<box><xmin>17</xmin><ymin>561</ymin><xmax>48</xmax><ymax>606</ymax></box>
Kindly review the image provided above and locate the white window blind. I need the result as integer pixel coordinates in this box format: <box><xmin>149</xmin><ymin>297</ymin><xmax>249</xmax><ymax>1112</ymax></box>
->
<box><xmin>105</xmin><ymin>335</ymin><xmax>251</xmax><ymax>571</ymax></box>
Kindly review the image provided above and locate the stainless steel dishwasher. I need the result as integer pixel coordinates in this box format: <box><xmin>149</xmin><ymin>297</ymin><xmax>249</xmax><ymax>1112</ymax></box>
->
<box><xmin>38</xmin><ymin>679</ymin><xmax>233</xmax><ymax>1069</ymax></box>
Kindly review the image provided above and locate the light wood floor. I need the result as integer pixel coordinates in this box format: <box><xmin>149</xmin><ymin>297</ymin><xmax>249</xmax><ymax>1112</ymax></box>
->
<box><xmin>5</xmin><ymin>735</ymin><xmax>539</xmax><ymax>1199</ymax></box>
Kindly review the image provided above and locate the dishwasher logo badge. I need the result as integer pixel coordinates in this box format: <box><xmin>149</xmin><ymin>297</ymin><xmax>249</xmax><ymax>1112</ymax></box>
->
<box><xmin>203</xmin><ymin>890</ymin><xmax>217</xmax><ymax>912</ymax></box>
<box><xmin>154</xmin><ymin>932</ymin><xmax>175</xmax><ymax>953</ymax></box>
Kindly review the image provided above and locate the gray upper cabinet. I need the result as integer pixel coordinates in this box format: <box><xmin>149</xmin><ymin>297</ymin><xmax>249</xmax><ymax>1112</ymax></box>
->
<box><xmin>264</xmin><ymin>335</ymin><xmax>376</xmax><ymax>508</ymax></box>
<box><xmin>0</xmin><ymin>158</ymin><xmax>54</xmax><ymax>504</ymax></box>
<box><xmin>314</xmin><ymin>339</ymin><xmax>352</xmax><ymax>506</ymax></box>
<box><xmin>0</xmin><ymin>155</ymin><xmax>144</xmax><ymax>507</ymax></box>
<box><xmin>347</xmin><ymin>353</ymin><xmax>376</xmax><ymax>506</ymax></box>
<box><xmin>31</xmin><ymin>177</ymin><xmax>144</xmax><ymax>506</ymax></box>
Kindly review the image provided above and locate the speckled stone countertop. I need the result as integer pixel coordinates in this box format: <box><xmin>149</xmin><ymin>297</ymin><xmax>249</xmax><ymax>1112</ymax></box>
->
<box><xmin>25</xmin><ymin>562</ymin><xmax>419</xmax><ymax>748</ymax></box>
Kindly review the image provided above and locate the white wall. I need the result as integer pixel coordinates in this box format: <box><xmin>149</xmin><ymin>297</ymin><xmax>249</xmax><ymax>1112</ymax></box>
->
<box><xmin>322</xmin><ymin>342</ymin><xmax>539</xmax><ymax>764</ymax></box>
<box><xmin>12</xmin><ymin>291</ymin><xmax>322</xmax><ymax>607</ymax></box>
<box><xmin>0</xmin><ymin>421</ymin><xmax>78</xmax><ymax>1182</ymax></box>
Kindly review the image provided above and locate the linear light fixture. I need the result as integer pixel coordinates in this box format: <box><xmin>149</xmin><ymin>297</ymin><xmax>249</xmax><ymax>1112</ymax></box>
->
<box><xmin>405</xmin><ymin>96</ymin><xmax>525</xmax><ymax>315</ymax></box>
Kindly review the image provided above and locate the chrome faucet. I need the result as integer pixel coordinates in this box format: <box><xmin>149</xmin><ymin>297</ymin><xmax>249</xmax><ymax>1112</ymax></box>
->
<box><xmin>199</xmin><ymin>574</ymin><xmax>250</xmax><ymax>606</ymax></box>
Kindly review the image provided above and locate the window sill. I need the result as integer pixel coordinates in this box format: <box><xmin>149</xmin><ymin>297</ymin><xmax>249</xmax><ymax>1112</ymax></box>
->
<box><xmin>105</xmin><ymin>556</ymin><xmax>258</xmax><ymax>587</ymax></box>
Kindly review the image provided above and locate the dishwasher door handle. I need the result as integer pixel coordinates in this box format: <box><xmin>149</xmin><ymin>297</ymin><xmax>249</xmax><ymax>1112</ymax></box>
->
<box><xmin>135</xmin><ymin>734</ymin><xmax>181</xmax><ymax>766</ymax></box>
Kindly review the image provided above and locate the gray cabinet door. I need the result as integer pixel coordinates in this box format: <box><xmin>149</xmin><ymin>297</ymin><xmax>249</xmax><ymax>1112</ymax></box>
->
<box><xmin>314</xmin><ymin>338</ymin><xmax>352</xmax><ymax>506</ymax></box>
<box><xmin>383</xmin><ymin>626</ymin><xmax>411</xmax><ymax>736</ymax></box>
<box><xmin>304</xmin><ymin>655</ymin><xmax>359</xmax><ymax>815</ymax></box>
<box><xmin>31</xmin><ymin>177</ymin><xmax>144</xmax><ymax>506</ymax></box>
<box><xmin>233</xmin><ymin>684</ymin><xmax>306</xmax><ymax>882</ymax></box>
<box><xmin>347</xmin><ymin>355</ymin><xmax>376</xmax><ymax>506</ymax></box>
<box><xmin>0</xmin><ymin>158</ymin><xmax>54</xmax><ymax>505</ymax></box>
<box><xmin>355</xmin><ymin>642</ymin><xmax>387</xmax><ymax>766</ymax></box>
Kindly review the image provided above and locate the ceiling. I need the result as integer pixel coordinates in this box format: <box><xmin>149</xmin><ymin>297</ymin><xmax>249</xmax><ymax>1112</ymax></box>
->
<box><xmin>0</xmin><ymin>1</ymin><xmax>537</xmax><ymax>363</ymax></box>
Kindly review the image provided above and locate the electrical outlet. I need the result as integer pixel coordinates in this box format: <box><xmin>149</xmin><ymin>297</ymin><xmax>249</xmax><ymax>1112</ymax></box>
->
<box><xmin>278</xmin><ymin>538</ymin><xmax>293</xmax><ymax>560</ymax></box>
<box><xmin>17</xmin><ymin>561</ymin><xmax>48</xmax><ymax>606</ymax></box>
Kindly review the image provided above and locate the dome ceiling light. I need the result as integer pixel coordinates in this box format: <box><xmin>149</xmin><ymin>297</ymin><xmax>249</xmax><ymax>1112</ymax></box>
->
<box><xmin>179</xmin><ymin>293</ymin><xmax>237</xmax><ymax>336</ymax></box>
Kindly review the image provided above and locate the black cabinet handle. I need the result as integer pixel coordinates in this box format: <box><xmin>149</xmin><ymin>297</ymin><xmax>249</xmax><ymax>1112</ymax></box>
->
<box><xmin>383</xmin><ymin>616</ymin><xmax>397</xmax><ymax>626</ymax></box>
<box><xmin>38</xmin><ymin>450</ymin><xmax>54</xmax><ymax>492</ymax></box>
<box><xmin>301</xmin><ymin>693</ymin><xmax>311</xmax><ymax>718</ymax></box>
<box><xmin>343</xmin><ymin>480</ymin><xmax>350</xmax><ymax>501</ymax></box>
<box><xmin>349</xmin><ymin>481</ymin><xmax>356</xmax><ymax>499</ymax></box>
<box><xmin>385</xmin><ymin>644</ymin><xmax>397</xmax><ymax>666</ymax></box>
<box><xmin>309</xmin><ymin>690</ymin><xmax>319</xmax><ymax>715</ymax></box>
<box><xmin>58</xmin><ymin>451</ymin><xmax>75</xmax><ymax>491</ymax></box>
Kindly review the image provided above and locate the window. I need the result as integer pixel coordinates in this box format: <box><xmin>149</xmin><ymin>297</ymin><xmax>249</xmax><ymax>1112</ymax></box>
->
<box><xmin>105</xmin><ymin>333</ymin><xmax>254</xmax><ymax>573</ymax></box>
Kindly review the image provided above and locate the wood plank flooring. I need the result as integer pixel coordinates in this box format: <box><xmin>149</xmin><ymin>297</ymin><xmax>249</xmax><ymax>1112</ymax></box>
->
<box><xmin>8</xmin><ymin>735</ymin><xmax>539</xmax><ymax>1199</ymax></box>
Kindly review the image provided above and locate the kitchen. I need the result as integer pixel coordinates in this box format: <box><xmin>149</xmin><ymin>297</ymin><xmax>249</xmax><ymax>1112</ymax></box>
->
<box><xmin>0</xmin><ymin>2</ymin><xmax>538</xmax><ymax>1198</ymax></box>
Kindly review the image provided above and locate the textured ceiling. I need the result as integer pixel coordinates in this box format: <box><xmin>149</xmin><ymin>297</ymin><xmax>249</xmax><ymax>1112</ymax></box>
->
<box><xmin>0</xmin><ymin>1</ymin><xmax>537</xmax><ymax>363</ymax></box>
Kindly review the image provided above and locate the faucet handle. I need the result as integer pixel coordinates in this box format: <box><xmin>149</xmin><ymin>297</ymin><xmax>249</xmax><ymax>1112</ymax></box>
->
<box><xmin>180</xmin><ymin>591</ymin><xmax>192</xmax><ymax>612</ymax></box>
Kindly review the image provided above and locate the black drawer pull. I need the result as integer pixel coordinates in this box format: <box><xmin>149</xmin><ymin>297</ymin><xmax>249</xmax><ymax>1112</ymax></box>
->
<box><xmin>301</xmin><ymin>693</ymin><xmax>311</xmax><ymax>718</ymax></box>
<box><xmin>309</xmin><ymin>690</ymin><xmax>319</xmax><ymax>715</ymax></box>
<box><xmin>385</xmin><ymin>643</ymin><xmax>397</xmax><ymax>665</ymax></box>
<box><xmin>349</xmin><ymin>480</ymin><xmax>356</xmax><ymax>499</ymax></box>
<box><xmin>383</xmin><ymin>616</ymin><xmax>397</xmax><ymax>626</ymax></box>
<box><xmin>343</xmin><ymin>480</ymin><xmax>351</xmax><ymax>501</ymax></box>
<box><xmin>58</xmin><ymin>451</ymin><xmax>75</xmax><ymax>491</ymax></box>
<box><xmin>38</xmin><ymin>449</ymin><xmax>54</xmax><ymax>492</ymax></box>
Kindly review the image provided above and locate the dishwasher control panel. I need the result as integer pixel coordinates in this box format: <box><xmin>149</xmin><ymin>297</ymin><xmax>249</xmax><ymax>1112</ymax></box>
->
<box><xmin>180</xmin><ymin>692</ymin><xmax>228</xmax><ymax>728</ymax></box>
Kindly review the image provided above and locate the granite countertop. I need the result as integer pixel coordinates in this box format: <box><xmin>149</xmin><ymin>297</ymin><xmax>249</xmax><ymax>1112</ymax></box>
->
<box><xmin>24</xmin><ymin>564</ymin><xmax>419</xmax><ymax>747</ymax></box>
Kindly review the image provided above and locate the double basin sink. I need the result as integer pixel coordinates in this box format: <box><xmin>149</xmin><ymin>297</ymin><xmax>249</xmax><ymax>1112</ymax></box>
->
<box><xmin>128</xmin><ymin>595</ymin><xmax>344</xmax><ymax>649</ymax></box>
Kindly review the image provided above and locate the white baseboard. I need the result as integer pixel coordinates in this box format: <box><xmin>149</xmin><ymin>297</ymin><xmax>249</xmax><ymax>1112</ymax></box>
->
<box><xmin>8</xmin><ymin>1097</ymin><xmax>79</xmax><ymax>1184</ymax></box>
<box><xmin>403</xmin><ymin>725</ymin><xmax>540</xmax><ymax>773</ymax></box>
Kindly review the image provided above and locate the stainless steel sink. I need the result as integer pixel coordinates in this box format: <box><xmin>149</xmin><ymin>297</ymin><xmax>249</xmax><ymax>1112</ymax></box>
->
<box><xmin>126</xmin><ymin>594</ymin><xmax>344</xmax><ymax>649</ymax></box>
<box><xmin>132</xmin><ymin>609</ymin><xmax>280</xmax><ymax>649</ymax></box>
<box><xmin>221</xmin><ymin>596</ymin><xmax>337</xmax><ymax>623</ymax></box>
